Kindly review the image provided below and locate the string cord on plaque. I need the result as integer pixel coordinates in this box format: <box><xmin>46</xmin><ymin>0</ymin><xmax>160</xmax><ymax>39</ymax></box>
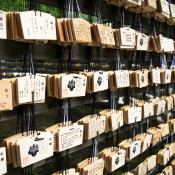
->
<box><xmin>15</xmin><ymin>44</ymin><xmax>31</xmax><ymax>135</ymax></box>
<box><xmin>106</xmin><ymin>88</ymin><xmax>119</xmax><ymax>146</ymax></box>
<box><xmin>51</xmin><ymin>98</ymin><xmax>81</xmax><ymax>175</ymax></box>
<box><xmin>18</xmin><ymin>43</ymin><xmax>50</xmax><ymax>173</ymax></box>
<box><xmin>54</xmin><ymin>100</ymin><xmax>69</xmax><ymax>172</ymax></box>
<box><xmin>91</xmin><ymin>0</ymin><xmax>116</xmax><ymax>47</ymax></box>
<box><xmin>138</xmin><ymin>52</ymin><xmax>150</xmax><ymax>134</ymax></box>
<box><xmin>56</xmin><ymin>152</ymin><xmax>64</xmax><ymax>173</ymax></box>
<box><xmin>139</xmin><ymin>116</ymin><xmax>144</xmax><ymax>162</ymax></box>
<box><xmin>53</xmin><ymin>148</ymin><xmax>74</xmax><ymax>175</ymax></box>
<box><xmin>120</xmin><ymin>6</ymin><xmax>125</xmax><ymax>28</ymax></box>
<box><xmin>109</xmin><ymin>49</ymin><xmax>122</xmax><ymax>92</ymax></box>
<box><xmin>160</xmin><ymin>54</ymin><xmax>171</xmax><ymax>95</ymax></box>
<box><xmin>99</xmin><ymin>132</ymin><xmax>127</xmax><ymax>173</ymax></box>
<box><xmin>6</xmin><ymin>1</ymin><xmax>33</xmax><ymax>174</ymax></box>
<box><xmin>89</xmin><ymin>93</ymin><xmax>99</xmax><ymax>115</ymax></box>
<box><xmin>5</xmin><ymin>31</ymin><xmax>35</xmax><ymax>175</ymax></box>
<box><xmin>56</xmin><ymin>46</ymin><xmax>64</xmax><ymax>74</ymax></box>
<box><xmin>85</xmin><ymin>44</ymin><xmax>102</xmax><ymax>113</ymax></box>
<box><xmin>18</xmin><ymin>0</ymin><xmax>28</xmax><ymax>11</ymax></box>
<box><xmin>77</xmin><ymin>138</ymin><xmax>104</xmax><ymax>175</ymax></box>
<box><xmin>55</xmin><ymin>100</ymin><xmax>64</xmax><ymax>124</ymax></box>
<box><xmin>87</xmin><ymin>0</ymin><xmax>102</xmax><ymax>24</ymax></box>
<box><xmin>67</xmin><ymin>0</ymin><xmax>82</xmax><ymax>18</ymax></box>
<box><xmin>21</xmin><ymin>43</ymin><xmax>36</xmax><ymax>175</ymax></box>
<box><xmin>67</xmin><ymin>46</ymin><xmax>74</xmax><ymax>73</ymax></box>
<box><xmin>131</xmin><ymin>12</ymin><xmax>142</xmax><ymax>33</ymax></box>
<box><xmin>113</xmin><ymin>50</ymin><xmax>130</xmax><ymax>90</ymax></box>
<box><xmin>170</xmin><ymin>55</ymin><xmax>175</xmax><ymax>104</ymax></box>
<box><xmin>110</xmin><ymin>80</ymin><xmax>121</xmax><ymax>144</ymax></box>
<box><xmin>91</xmin><ymin>0</ymin><xmax>103</xmax><ymax>24</ymax></box>
<box><xmin>58</xmin><ymin>0</ymin><xmax>68</xmax><ymax>18</ymax></box>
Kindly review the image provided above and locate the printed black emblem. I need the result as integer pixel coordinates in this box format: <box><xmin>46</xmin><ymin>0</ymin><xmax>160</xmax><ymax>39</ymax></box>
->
<box><xmin>67</xmin><ymin>80</ymin><xmax>75</xmax><ymax>91</ymax></box>
<box><xmin>139</xmin><ymin>38</ymin><xmax>143</xmax><ymax>46</ymax></box>
<box><xmin>166</xmin><ymin>74</ymin><xmax>169</xmax><ymax>80</ymax></box>
<box><xmin>115</xmin><ymin>157</ymin><xmax>119</xmax><ymax>165</ymax></box>
<box><xmin>97</xmin><ymin>76</ymin><xmax>102</xmax><ymax>86</ymax></box>
<box><xmin>28</xmin><ymin>144</ymin><xmax>39</xmax><ymax>157</ymax></box>
<box><xmin>141</xmin><ymin>74</ymin><xmax>144</xmax><ymax>83</ymax></box>
<box><xmin>133</xmin><ymin>146</ymin><xmax>136</xmax><ymax>153</ymax></box>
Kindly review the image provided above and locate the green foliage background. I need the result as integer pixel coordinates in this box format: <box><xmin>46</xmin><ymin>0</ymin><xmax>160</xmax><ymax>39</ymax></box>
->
<box><xmin>0</xmin><ymin>0</ymin><xmax>59</xmax><ymax>17</ymax></box>
<box><xmin>0</xmin><ymin>0</ymin><xmax>20</xmax><ymax>11</ymax></box>
<box><xmin>0</xmin><ymin>0</ymin><xmax>96</xmax><ymax>22</ymax></box>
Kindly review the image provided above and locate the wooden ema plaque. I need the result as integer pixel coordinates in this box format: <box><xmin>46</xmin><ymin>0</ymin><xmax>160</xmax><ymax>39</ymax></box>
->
<box><xmin>165</xmin><ymin>143</ymin><xmax>175</xmax><ymax>158</ymax></box>
<box><xmin>129</xmin><ymin>70</ymin><xmax>149</xmax><ymax>88</ymax></box>
<box><xmin>57</xmin><ymin>124</ymin><xmax>84</xmax><ymax>152</ymax></box>
<box><xmin>151</xmin><ymin>68</ymin><xmax>161</xmax><ymax>84</ymax></box>
<box><xmin>167</xmin><ymin>119</ymin><xmax>175</xmax><ymax>133</ymax></box>
<box><xmin>52</xmin><ymin>168</ymin><xmax>80</xmax><ymax>175</ymax></box>
<box><xmin>160</xmin><ymin>69</ymin><xmax>172</xmax><ymax>84</ymax></box>
<box><xmin>158</xmin><ymin>0</ymin><xmax>170</xmax><ymax>18</ymax></box>
<box><xmin>0</xmin><ymin>80</ymin><xmax>13</xmax><ymax>111</ymax></box>
<box><xmin>59</xmin><ymin>74</ymin><xmax>87</xmax><ymax>99</ymax></box>
<box><xmin>99</xmin><ymin>147</ymin><xmax>126</xmax><ymax>172</ymax></box>
<box><xmin>16</xmin><ymin>75</ymin><xmax>46</xmax><ymax>105</ymax></box>
<box><xmin>122</xmin><ymin>173</ymin><xmax>134</xmax><ymax>175</ymax></box>
<box><xmin>0</xmin><ymin>147</ymin><xmax>7</xmax><ymax>175</ymax></box>
<box><xmin>114</xmin><ymin>70</ymin><xmax>130</xmax><ymax>88</ymax></box>
<box><xmin>155</xmin><ymin>0</ymin><xmax>170</xmax><ymax>22</ymax></box>
<box><xmin>158</xmin><ymin>123</ymin><xmax>170</xmax><ymax>137</ymax></box>
<box><xmin>116</xmin><ymin>27</ymin><xmax>136</xmax><ymax>49</ymax></box>
<box><xmin>135</xmin><ymin>33</ymin><xmax>150</xmax><ymax>51</ymax></box>
<box><xmin>136</xmin><ymin>102</ymin><xmax>154</xmax><ymax>119</ymax></box>
<box><xmin>123</xmin><ymin>0</ymin><xmax>141</xmax><ymax>6</ymax></box>
<box><xmin>171</xmin><ymin>160</ymin><xmax>175</xmax><ymax>172</ymax></box>
<box><xmin>135</xmin><ymin>133</ymin><xmax>152</xmax><ymax>153</ymax></box>
<box><xmin>162</xmin><ymin>166</ymin><xmax>173</xmax><ymax>175</ymax></box>
<box><xmin>109</xmin><ymin>110</ymin><xmax>123</xmax><ymax>131</ymax></box>
<box><xmin>16</xmin><ymin>76</ymin><xmax>31</xmax><ymax>104</ymax></box>
<box><xmin>16</xmin><ymin>132</ymin><xmax>54</xmax><ymax>168</ymax></box>
<box><xmin>157</xmin><ymin>148</ymin><xmax>170</xmax><ymax>166</ymax></box>
<box><xmin>77</xmin><ymin>158</ymin><xmax>104</xmax><ymax>175</ymax></box>
<box><xmin>119</xmin><ymin>139</ymin><xmax>141</xmax><ymax>160</ymax></box>
<box><xmin>133</xmin><ymin>162</ymin><xmax>147</xmax><ymax>175</ymax></box>
<box><xmin>92</xmin><ymin>24</ymin><xmax>115</xmax><ymax>46</ymax></box>
<box><xmin>170</xmin><ymin>4</ymin><xmax>175</xmax><ymax>18</ymax></box>
<box><xmin>163</xmin><ymin>96</ymin><xmax>173</xmax><ymax>111</ymax></box>
<box><xmin>143</xmin><ymin>0</ymin><xmax>157</xmax><ymax>12</ymax></box>
<box><xmin>71</xmin><ymin>18</ymin><xmax>92</xmax><ymax>43</ymax></box>
<box><xmin>92</xmin><ymin>71</ymin><xmax>109</xmax><ymax>93</ymax></box>
<box><xmin>108</xmin><ymin>149</ymin><xmax>126</xmax><ymax>172</ymax></box>
<box><xmin>123</xmin><ymin>106</ymin><xmax>142</xmax><ymax>124</ymax></box>
<box><xmin>5</xmin><ymin>78</ymin><xmax>18</xmax><ymax>107</ymax></box>
<box><xmin>83</xmin><ymin>159</ymin><xmax>104</xmax><ymax>175</ymax></box>
<box><xmin>19</xmin><ymin>11</ymin><xmax>56</xmax><ymax>40</ymax></box>
<box><xmin>3</xmin><ymin>133</ymin><xmax>27</xmax><ymax>165</ymax></box>
<box><xmin>78</xmin><ymin>115</ymin><xmax>106</xmax><ymax>140</ymax></box>
<box><xmin>137</xmin><ymin>70</ymin><xmax>149</xmax><ymax>88</ymax></box>
<box><xmin>144</xmin><ymin>155</ymin><xmax>157</xmax><ymax>172</ymax></box>
<box><xmin>147</xmin><ymin>127</ymin><xmax>162</xmax><ymax>145</ymax></box>
<box><xmin>155</xmin><ymin>99</ymin><xmax>166</xmax><ymax>116</ymax></box>
<box><xmin>0</xmin><ymin>11</ymin><xmax>7</xmax><ymax>39</ymax></box>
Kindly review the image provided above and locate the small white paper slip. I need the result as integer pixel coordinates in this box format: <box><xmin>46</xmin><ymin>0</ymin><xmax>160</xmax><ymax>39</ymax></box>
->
<box><xmin>30</xmin><ymin>75</ymin><xmax>46</xmax><ymax>103</ymax></box>
<box><xmin>0</xmin><ymin>147</ymin><xmax>7</xmax><ymax>175</ymax></box>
